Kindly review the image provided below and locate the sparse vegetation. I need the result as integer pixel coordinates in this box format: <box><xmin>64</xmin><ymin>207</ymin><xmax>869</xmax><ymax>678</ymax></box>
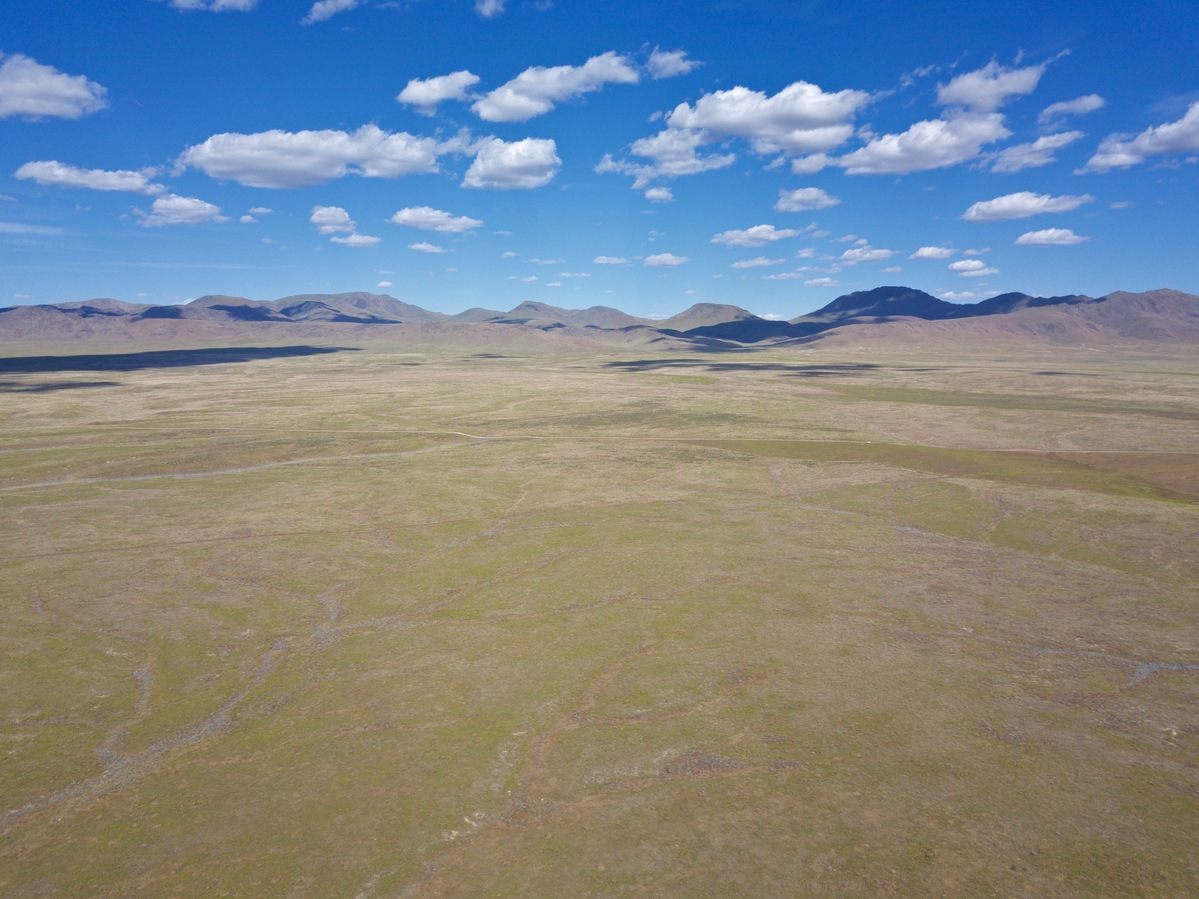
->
<box><xmin>1</xmin><ymin>338</ymin><xmax>1196</xmax><ymax>897</ymax></box>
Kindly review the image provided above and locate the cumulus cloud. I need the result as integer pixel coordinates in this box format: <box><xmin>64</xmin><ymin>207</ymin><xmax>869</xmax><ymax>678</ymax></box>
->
<box><xmin>309</xmin><ymin>205</ymin><xmax>379</xmax><ymax>245</ymax></box>
<box><xmin>949</xmin><ymin>259</ymin><xmax>998</xmax><ymax>277</ymax></box>
<box><xmin>596</xmin><ymin>127</ymin><xmax>735</xmax><ymax>188</ymax></box>
<box><xmin>711</xmin><ymin>224</ymin><xmax>800</xmax><ymax>247</ymax></box>
<box><xmin>805</xmin><ymin>277</ymin><xmax>838</xmax><ymax>287</ymax></box>
<box><xmin>409</xmin><ymin>241</ymin><xmax>447</xmax><ymax>253</ymax></box>
<box><xmin>644</xmin><ymin>253</ymin><xmax>689</xmax><ymax>266</ymax></box>
<box><xmin>667</xmin><ymin>81</ymin><xmax>871</xmax><ymax>155</ymax></box>
<box><xmin>475</xmin><ymin>0</ymin><xmax>507</xmax><ymax>18</ymax></box>
<box><xmin>462</xmin><ymin>137</ymin><xmax>560</xmax><ymax>189</ymax></box>
<box><xmin>1083</xmin><ymin>101</ymin><xmax>1199</xmax><ymax>172</ymax></box>
<box><xmin>331</xmin><ymin>233</ymin><xmax>381</xmax><ymax>246</ymax></box>
<box><xmin>397</xmin><ymin>71</ymin><xmax>480</xmax><ymax>115</ymax></box>
<box><xmin>774</xmin><ymin>186</ymin><xmax>839</xmax><ymax>212</ymax></box>
<box><xmin>1039</xmin><ymin>94</ymin><xmax>1106</xmax><ymax>126</ymax></box>
<box><xmin>647</xmin><ymin>48</ymin><xmax>698</xmax><ymax>79</ymax></box>
<box><xmin>644</xmin><ymin>186</ymin><xmax>673</xmax><ymax>202</ymax></box>
<box><xmin>390</xmin><ymin>206</ymin><xmax>482</xmax><ymax>232</ymax></box>
<box><xmin>302</xmin><ymin>0</ymin><xmax>360</xmax><ymax>25</ymax></box>
<box><xmin>310</xmin><ymin>205</ymin><xmax>355</xmax><ymax>233</ymax></box>
<box><xmin>840</xmin><ymin>246</ymin><xmax>895</xmax><ymax>264</ymax></box>
<box><xmin>137</xmin><ymin>194</ymin><xmax>227</xmax><ymax>227</ymax></box>
<box><xmin>472</xmin><ymin>51</ymin><xmax>639</xmax><ymax>122</ymax></box>
<box><xmin>936</xmin><ymin>58</ymin><xmax>1055</xmax><ymax>112</ymax></box>
<box><xmin>0</xmin><ymin>53</ymin><xmax>108</xmax><ymax>120</ymax></box>
<box><xmin>170</xmin><ymin>0</ymin><xmax>258</xmax><ymax>9</ymax></box>
<box><xmin>1015</xmin><ymin>228</ymin><xmax>1089</xmax><ymax>245</ymax></box>
<box><xmin>962</xmin><ymin>190</ymin><xmax>1093</xmax><ymax>221</ymax></box>
<box><xmin>910</xmin><ymin>246</ymin><xmax>955</xmax><ymax>260</ymax></box>
<box><xmin>15</xmin><ymin>160</ymin><xmax>164</xmax><ymax>195</ymax></box>
<box><xmin>730</xmin><ymin>257</ymin><xmax>785</xmax><ymax>268</ymax></box>
<box><xmin>987</xmin><ymin>131</ymin><xmax>1084</xmax><ymax>173</ymax></box>
<box><xmin>179</xmin><ymin>125</ymin><xmax>460</xmax><ymax>188</ymax></box>
<box><xmin>837</xmin><ymin>113</ymin><xmax>1010</xmax><ymax>175</ymax></box>
<box><xmin>593</xmin><ymin>255</ymin><xmax>629</xmax><ymax>264</ymax></box>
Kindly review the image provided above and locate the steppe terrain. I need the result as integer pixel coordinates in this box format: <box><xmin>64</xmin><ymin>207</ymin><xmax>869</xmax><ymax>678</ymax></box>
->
<box><xmin>1</xmin><ymin>332</ymin><xmax>1197</xmax><ymax>896</ymax></box>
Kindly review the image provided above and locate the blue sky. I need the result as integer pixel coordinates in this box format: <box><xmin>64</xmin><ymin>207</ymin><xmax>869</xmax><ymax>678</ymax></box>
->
<box><xmin>2</xmin><ymin>0</ymin><xmax>1197</xmax><ymax>317</ymax></box>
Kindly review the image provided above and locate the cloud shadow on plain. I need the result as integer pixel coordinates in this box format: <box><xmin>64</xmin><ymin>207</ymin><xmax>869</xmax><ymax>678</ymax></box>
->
<box><xmin>0</xmin><ymin>345</ymin><xmax>359</xmax><ymax>374</ymax></box>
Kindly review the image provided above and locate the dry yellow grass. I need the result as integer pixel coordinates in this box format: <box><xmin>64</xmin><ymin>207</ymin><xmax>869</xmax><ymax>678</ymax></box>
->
<box><xmin>1</xmin><ymin>339</ymin><xmax>1196</xmax><ymax>896</ymax></box>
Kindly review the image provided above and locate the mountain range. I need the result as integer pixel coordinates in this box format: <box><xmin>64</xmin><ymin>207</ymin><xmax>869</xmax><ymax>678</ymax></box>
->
<box><xmin>3</xmin><ymin>286</ymin><xmax>1197</xmax><ymax>348</ymax></box>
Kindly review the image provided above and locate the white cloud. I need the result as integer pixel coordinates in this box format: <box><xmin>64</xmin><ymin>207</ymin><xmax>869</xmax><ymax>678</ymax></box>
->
<box><xmin>0</xmin><ymin>53</ymin><xmax>108</xmax><ymax>120</ymax></box>
<box><xmin>1039</xmin><ymin>94</ymin><xmax>1106</xmax><ymax>125</ymax></box>
<box><xmin>462</xmin><ymin>137</ymin><xmax>560</xmax><ymax>189</ymax></box>
<box><xmin>409</xmin><ymin>241</ymin><xmax>447</xmax><ymax>253</ymax></box>
<box><xmin>936</xmin><ymin>59</ymin><xmax>1053</xmax><ymax>112</ymax></box>
<box><xmin>840</xmin><ymin>246</ymin><xmax>895</xmax><ymax>264</ymax></box>
<box><xmin>647</xmin><ymin>48</ymin><xmax>698</xmax><ymax>80</ymax></box>
<box><xmin>987</xmin><ymin>131</ymin><xmax>1084</xmax><ymax>173</ymax></box>
<box><xmin>667</xmin><ymin>81</ymin><xmax>871</xmax><ymax>155</ymax></box>
<box><xmin>137</xmin><ymin>194</ymin><xmax>227</xmax><ymax>227</ymax></box>
<box><xmin>530</xmin><ymin>258</ymin><xmax>563</xmax><ymax>265</ymax></box>
<box><xmin>558</xmin><ymin>272</ymin><xmax>590</xmax><ymax>278</ymax></box>
<box><xmin>949</xmin><ymin>259</ymin><xmax>986</xmax><ymax>271</ymax></box>
<box><xmin>331</xmin><ymin>233</ymin><xmax>381</xmax><ymax>246</ymax></box>
<box><xmin>248</xmin><ymin>206</ymin><xmax>272</xmax><ymax>214</ymax></box>
<box><xmin>397</xmin><ymin>71</ymin><xmax>480</xmax><ymax>115</ymax></box>
<box><xmin>597</xmin><ymin>127</ymin><xmax>735</xmax><ymax>188</ymax></box>
<box><xmin>377</xmin><ymin>281</ymin><xmax>393</xmax><ymax>288</ymax></box>
<box><xmin>730</xmin><ymin>256</ymin><xmax>785</xmax><ymax>268</ymax></box>
<box><xmin>239</xmin><ymin>214</ymin><xmax>256</xmax><ymax>223</ymax></box>
<box><xmin>940</xmin><ymin>291</ymin><xmax>977</xmax><ymax>300</ymax></box>
<box><xmin>805</xmin><ymin>277</ymin><xmax>838</xmax><ymax>287</ymax></box>
<box><xmin>645</xmin><ymin>186</ymin><xmax>673</xmax><ymax>202</ymax></box>
<box><xmin>962</xmin><ymin>190</ymin><xmax>1093</xmax><ymax>221</ymax></box>
<box><xmin>475</xmin><ymin>0</ymin><xmax>507</xmax><ymax>18</ymax></box>
<box><xmin>593</xmin><ymin>255</ymin><xmax>629</xmax><ymax>264</ymax></box>
<box><xmin>472</xmin><ymin>51</ymin><xmax>639</xmax><ymax>122</ymax></box>
<box><xmin>644</xmin><ymin>253</ymin><xmax>689</xmax><ymax>266</ymax></box>
<box><xmin>882</xmin><ymin>266</ymin><xmax>901</xmax><ymax>273</ymax></box>
<box><xmin>950</xmin><ymin>259</ymin><xmax>999</xmax><ymax>277</ymax></box>
<box><xmin>15</xmin><ymin>160</ymin><xmax>164</xmax><ymax>195</ymax></box>
<box><xmin>837</xmin><ymin>113</ymin><xmax>1010</xmax><ymax>175</ymax></box>
<box><xmin>790</xmin><ymin>153</ymin><xmax>830</xmax><ymax>174</ymax></box>
<box><xmin>302</xmin><ymin>0</ymin><xmax>360</xmax><ymax>25</ymax></box>
<box><xmin>774</xmin><ymin>187</ymin><xmax>839</xmax><ymax>212</ymax></box>
<box><xmin>310</xmin><ymin>205</ymin><xmax>355</xmax><ymax>233</ymax></box>
<box><xmin>910</xmin><ymin>246</ymin><xmax>955</xmax><ymax>260</ymax></box>
<box><xmin>179</xmin><ymin>124</ymin><xmax>460</xmax><ymax>188</ymax></box>
<box><xmin>1015</xmin><ymin>228</ymin><xmax>1090</xmax><ymax>246</ymax></box>
<box><xmin>1083</xmin><ymin>101</ymin><xmax>1199</xmax><ymax>171</ymax></box>
<box><xmin>711</xmin><ymin>224</ymin><xmax>800</xmax><ymax>247</ymax></box>
<box><xmin>390</xmin><ymin>206</ymin><xmax>482</xmax><ymax>232</ymax></box>
<box><xmin>763</xmin><ymin>272</ymin><xmax>802</xmax><ymax>280</ymax></box>
<box><xmin>170</xmin><ymin>0</ymin><xmax>258</xmax><ymax>9</ymax></box>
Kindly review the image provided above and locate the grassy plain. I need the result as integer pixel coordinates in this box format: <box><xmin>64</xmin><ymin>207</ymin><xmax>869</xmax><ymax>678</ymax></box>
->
<box><xmin>1</xmin><ymin>337</ymin><xmax>1197</xmax><ymax>897</ymax></box>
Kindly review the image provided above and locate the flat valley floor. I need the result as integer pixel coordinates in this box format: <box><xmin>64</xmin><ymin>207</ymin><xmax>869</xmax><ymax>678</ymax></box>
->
<box><xmin>1</xmin><ymin>338</ymin><xmax>1197</xmax><ymax>897</ymax></box>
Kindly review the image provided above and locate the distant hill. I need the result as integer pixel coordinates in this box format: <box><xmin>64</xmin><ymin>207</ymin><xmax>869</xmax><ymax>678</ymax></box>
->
<box><xmin>3</xmin><ymin>287</ymin><xmax>1196</xmax><ymax>348</ymax></box>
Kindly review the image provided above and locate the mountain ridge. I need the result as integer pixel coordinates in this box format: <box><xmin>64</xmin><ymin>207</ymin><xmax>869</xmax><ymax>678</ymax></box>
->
<box><xmin>3</xmin><ymin>287</ymin><xmax>1196</xmax><ymax>347</ymax></box>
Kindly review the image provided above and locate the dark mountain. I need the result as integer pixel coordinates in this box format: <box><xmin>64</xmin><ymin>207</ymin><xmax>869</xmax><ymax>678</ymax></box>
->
<box><xmin>794</xmin><ymin>286</ymin><xmax>959</xmax><ymax>324</ymax></box>
<box><xmin>3</xmin><ymin>287</ymin><xmax>1196</xmax><ymax>347</ymax></box>
<box><xmin>967</xmin><ymin>292</ymin><xmax>1094</xmax><ymax>316</ymax></box>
